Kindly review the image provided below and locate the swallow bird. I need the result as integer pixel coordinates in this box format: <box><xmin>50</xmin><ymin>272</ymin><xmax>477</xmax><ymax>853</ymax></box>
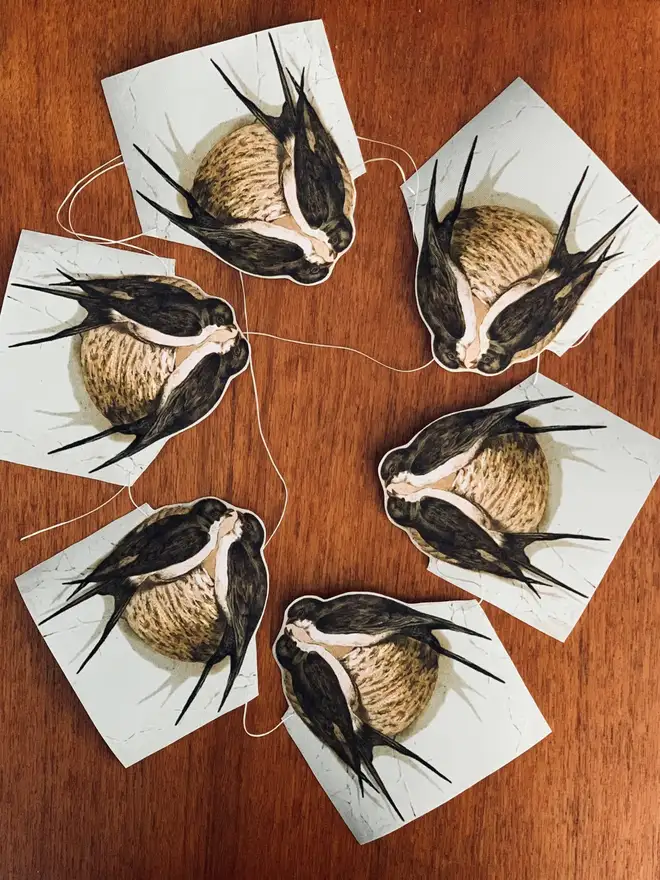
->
<box><xmin>415</xmin><ymin>141</ymin><xmax>637</xmax><ymax>374</ymax></box>
<box><xmin>285</xmin><ymin>593</ymin><xmax>503</xmax><ymax>683</ymax></box>
<box><xmin>48</xmin><ymin>335</ymin><xmax>249</xmax><ymax>472</ymax></box>
<box><xmin>135</xmin><ymin>145</ymin><xmax>331</xmax><ymax>286</ymax></box>
<box><xmin>275</xmin><ymin>631</ymin><xmax>449</xmax><ymax>820</ymax></box>
<box><xmin>387</xmin><ymin>491</ymin><xmax>607</xmax><ymax>598</ymax></box>
<box><xmin>379</xmin><ymin>395</ymin><xmax>604</xmax><ymax>492</ymax></box>
<box><xmin>40</xmin><ymin>498</ymin><xmax>235</xmax><ymax>670</ymax></box>
<box><xmin>212</xmin><ymin>34</ymin><xmax>354</xmax><ymax>256</ymax></box>
<box><xmin>415</xmin><ymin>137</ymin><xmax>479</xmax><ymax>370</ymax></box>
<box><xmin>10</xmin><ymin>272</ymin><xmax>238</xmax><ymax>349</ymax></box>
<box><xmin>473</xmin><ymin>171</ymin><xmax>636</xmax><ymax>374</ymax></box>
<box><xmin>175</xmin><ymin>511</ymin><xmax>268</xmax><ymax>724</ymax></box>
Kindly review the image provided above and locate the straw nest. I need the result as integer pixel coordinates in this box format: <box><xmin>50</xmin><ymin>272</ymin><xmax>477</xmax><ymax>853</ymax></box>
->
<box><xmin>409</xmin><ymin>432</ymin><xmax>549</xmax><ymax>563</ymax></box>
<box><xmin>452</xmin><ymin>205</ymin><xmax>554</xmax><ymax>307</ymax></box>
<box><xmin>191</xmin><ymin>121</ymin><xmax>356</xmax><ymax>224</ymax></box>
<box><xmin>341</xmin><ymin>636</ymin><xmax>439</xmax><ymax>737</ymax></box>
<box><xmin>78</xmin><ymin>277</ymin><xmax>208</xmax><ymax>424</ymax></box>
<box><xmin>124</xmin><ymin>565</ymin><xmax>225</xmax><ymax>663</ymax></box>
<box><xmin>452</xmin><ymin>431</ymin><xmax>549</xmax><ymax>532</ymax></box>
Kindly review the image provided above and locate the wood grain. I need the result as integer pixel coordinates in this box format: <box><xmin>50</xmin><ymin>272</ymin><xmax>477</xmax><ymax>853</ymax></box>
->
<box><xmin>1</xmin><ymin>1</ymin><xmax>659</xmax><ymax>877</ymax></box>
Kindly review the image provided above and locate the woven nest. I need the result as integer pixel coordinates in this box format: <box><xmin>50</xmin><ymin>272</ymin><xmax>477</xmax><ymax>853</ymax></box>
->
<box><xmin>452</xmin><ymin>205</ymin><xmax>554</xmax><ymax>308</ymax></box>
<box><xmin>281</xmin><ymin>637</ymin><xmax>439</xmax><ymax>739</ymax></box>
<box><xmin>78</xmin><ymin>277</ymin><xmax>210</xmax><ymax>424</ymax></box>
<box><xmin>341</xmin><ymin>636</ymin><xmax>439</xmax><ymax>737</ymax></box>
<box><xmin>453</xmin><ymin>431</ymin><xmax>549</xmax><ymax>531</ymax></box>
<box><xmin>124</xmin><ymin>565</ymin><xmax>225</xmax><ymax>663</ymax></box>
<box><xmin>408</xmin><ymin>432</ymin><xmax>549</xmax><ymax>562</ymax></box>
<box><xmin>191</xmin><ymin>121</ymin><xmax>356</xmax><ymax>224</ymax></box>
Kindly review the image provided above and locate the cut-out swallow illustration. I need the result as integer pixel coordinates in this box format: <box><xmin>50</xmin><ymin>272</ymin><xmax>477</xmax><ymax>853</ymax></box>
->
<box><xmin>285</xmin><ymin>593</ymin><xmax>503</xmax><ymax>683</ymax></box>
<box><xmin>415</xmin><ymin>137</ymin><xmax>479</xmax><ymax>370</ymax></box>
<box><xmin>134</xmin><ymin>34</ymin><xmax>355</xmax><ymax>285</ymax></box>
<box><xmin>386</xmin><ymin>491</ymin><xmax>607</xmax><ymax>598</ymax></box>
<box><xmin>212</xmin><ymin>35</ymin><xmax>354</xmax><ymax>257</ymax></box>
<box><xmin>10</xmin><ymin>272</ymin><xmax>238</xmax><ymax>349</ymax></box>
<box><xmin>40</xmin><ymin>498</ymin><xmax>235</xmax><ymax>671</ymax></box>
<box><xmin>379</xmin><ymin>395</ymin><xmax>604</xmax><ymax>493</ymax></box>
<box><xmin>415</xmin><ymin>138</ymin><xmax>636</xmax><ymax>374</ymax></box>
<box><xmin>135</xmin><ymin>145</ymin><xmax>331</xmax><ymax>286</ymax></box>
<box><xmin>175</xmin><ymin>510</ymin><xmax>268</xmax><ymax>724</ymax></box>
<box><xmin>473</xmin><ymin>173</ymin><xmax>636</xmax><ymax>374</ymax></box>
<box><xmin>48</xmin><ymin>335</ymin><xmax>249</xmax><ymax>472</ymax></box>
<box><xmin>275</xmin><ymin>631</ymin><xmax>449</xmax><ymax>821</ymax></box>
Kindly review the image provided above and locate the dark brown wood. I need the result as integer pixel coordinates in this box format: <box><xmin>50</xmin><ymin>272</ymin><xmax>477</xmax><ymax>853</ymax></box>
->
<box><xmin>1</xmin><ymin>1</ymin><xmax>659</xmax><ymax>877</ymax></box>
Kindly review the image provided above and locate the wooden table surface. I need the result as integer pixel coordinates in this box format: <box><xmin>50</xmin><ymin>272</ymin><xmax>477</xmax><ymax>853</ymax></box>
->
<box><xmin>2</xmin><ymin>1</ymin><xmax>659</xmax><ymax>877</ymax></box>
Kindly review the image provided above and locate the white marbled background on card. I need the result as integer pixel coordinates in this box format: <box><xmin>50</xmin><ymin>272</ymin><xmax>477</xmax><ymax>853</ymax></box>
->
<box><xmin>103</xmin><ymin>19</ymin><xmax>365</xmax><ymax>248</ymax></box>
<box><xmin>0</xmin><ymin>231</ymin><xmax>174</xmax><ymax>485</ymax></box>
<box><xmin>15</xmin><ymin>506</ymin><xmax>258</xmax><ymax>766</ymax></box>
<box><xmin>283</xmin><ymin>599</ymin><xmax>550</xmax><ymax>844</ymax></box>
<box><xmin>402</xmin><ymin>78</ymin><xmax>660</xmax><ymax>356</ymax></box>
<box><xmin>423</xmin><ymin>375</ymin><xmax>660</xmax><ymax>641</ymax></box>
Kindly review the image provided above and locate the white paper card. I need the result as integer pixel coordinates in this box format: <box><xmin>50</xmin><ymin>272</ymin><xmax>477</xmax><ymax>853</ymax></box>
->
<box><xmin>402</xmin><ymin>78</ymin><xmax>660</xmax><ymax>354</ymax></box>
<box><xmin>15</xmin><ymin>506</ymin><xmax>258</xmax><ymax>766</ymax></box>
<box><xmin>0</xmin><ymin>231</ymin><xmax>173</xmax><ymax>485</ymax></box>
<box><xmin>427</xmin><ymin>375</ymin><xmax>660</xmax><ymax>640</ymax></box>
<box><xmin>103</xmin><ymin>19</ymin><xmax>365</xmax><ymax>247</ymax></box>
<box><xmin>284</xmin><ymin>599</ymin><xmax>550</xmax><ymax>844</ymax></box>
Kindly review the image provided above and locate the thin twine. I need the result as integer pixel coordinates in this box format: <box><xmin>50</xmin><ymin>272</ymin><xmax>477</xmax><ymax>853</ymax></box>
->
<box><xmin>20</xmin><ymin>476</ymin><xmax>143</xmax><ymax>541</ymax></box>
<box><xmin>357</xmin><ymin>135</ymin><xmax>417</xmax><ymax>176</ymax></box>
<box><xmin>569</xmin><ymin>327</ymin><xmax>593</xmax><ymax>348</ymax></box>
<box><xmin>56</xmin><ymin>156</ymin><xmax>172</xmax><ymax>274</ymax></box>
<box><xmin>245</xmin><ymin>331</ymin><xmax>433</xmax><ymax>373</ymax></box>
<box><xmin>365</xmin><ymin>156</ymin><xmax>407</xmax><ymax>184</ymax></box>
<box><xmin>242</xmin><ymin>703</ymin><xmax>292</xmax><ymax>738</ymax></box>
<box><xmin>239</xmin><ymin>272</ymin><xmax>289</xmax><ymax>549</ymax></box>
<box><xmin>239</xmin><ymin>141</ymin><xmax>430</xmax><ymax>374</ymax></box>
<box><xmin>532</xmin><ymin>326</ymin><xmax>593</xmax><ymax>387</ymax></box>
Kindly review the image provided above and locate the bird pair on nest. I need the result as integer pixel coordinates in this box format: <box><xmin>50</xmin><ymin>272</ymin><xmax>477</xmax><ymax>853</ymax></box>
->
<box><xmin>12</xmin><ymin>273</ymin><xmax>249</xmax><ymax>472</ymax></box>
<box><xmin>136</xmin><ymin>34</ymin><xmax>356</xmax><ymax>286</ymax></box>
<box><xmin>416</xmin><ymin>137</ymin><xmax>636</xmax><ymax>375</ymax></box>
<box><xmin>40</xmin><ymin>497</ymin><xmax>268</xmax><ymax>725</ymax></box>
<box><xmin>380</xmin><ymin>396</ymin><xmax>609</xmax><ymax>599</ymax></box>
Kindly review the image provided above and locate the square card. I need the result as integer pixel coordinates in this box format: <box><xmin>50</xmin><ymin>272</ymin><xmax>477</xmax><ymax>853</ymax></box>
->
<box><xmin>283</xmin><ymin>599</ymin><xmax>550</xmax><ymax>844</ymax></box>
<box><xmin>15</xmin><ymin>506</ymin><xmax>258</xmax><ymax>766</ymax></box>
<box><xmin>103</xmin><ymin>19</ymin><xmax>365</xmax><ymax>247</ymax></box>
<box><xmin>0</xmin><ymin>231</ymin><xmax>173</xmax><ymax>485</ymax></box>
<box><xmin>401</xmin><ymin>78</ymin><xmax>660</xmax><ymax>356</ymax></box>
<box><xmin>426</xmin><ymin>374</ymin><xmax>660</xmax><ymax>640</ymax></box>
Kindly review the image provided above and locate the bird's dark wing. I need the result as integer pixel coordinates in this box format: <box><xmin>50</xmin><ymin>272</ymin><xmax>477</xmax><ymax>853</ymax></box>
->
<box><xmin>408</xmin><ymin>396</ymin><xmax>575</xmax><ymax>476</ymax></box>
<box><xmin>417</xmin><ymin>225</ymin><xmax>466</xmax><ymax>345</ymax></box>
<box><xmin>87</xmin><ymin>511</ymin><xmax>212</xmax><ymax>581</ymax></box>
<box><xmin>292</xmin><ymin>649</ymin><xmax>360</xmax><ymax>775</ymax></box>
<box><xmin>67</xmin><ymin>277</ymin><xmax>209</xmax><ymax>337</ymax></box>
<box><xmin>142</xmin><ymin>352</ymin><xmax>230</xmax><ymax>444</ymax></box>
<box><xmin>216</xmin><ymin>541</ymin><xmax>268</xmax><ymax>711</ymax></box>
<box><xmin>226</xmin><ymin>541</ymin><xmax>268</xmax><ymax>655</ymax></box>
<box><xmin>192</xmin><ymin>221</ymin><xmax>311</xmax><ymax>272</ymax></box>
<box><xmin>210</xmin><ymin>34</ymin><xmax>296</xmax><ymax>142</ymax></box>
<box><xmin>415</xmin><ymin>496</ymin><xmax>504</xmax><ymax>565</ymax></box>
<box><xmin>314</xmin><ymin>594</ymin><xmax>482</xmax><ymax>639</ymax></box>
<box><xmin>291</xmin><ymin>77</ymin><xmax>346</xmax><ymax>228</ymax></box>
<box><xmin>484</xmin><ymin>264</ymin><xmax>602</xmax><ymax>357</ymax></box>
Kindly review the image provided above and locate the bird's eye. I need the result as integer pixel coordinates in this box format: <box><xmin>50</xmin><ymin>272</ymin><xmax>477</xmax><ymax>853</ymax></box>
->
<box><xmin>478</xmin><ymin>353</ymin><xmax>507</xmax><ymax>375</ymax></box>
<box><xmin>327</xmin><ymin>219</ymin><xmax>353</xmax><ymax>253</ymax></box>
<box><xmin>295</xmin><ymin>263</ymin><xmax>329</xmax><ymax>285</ymax></box>
<box><xmin>433</xmin><ymin>342</ymin><xmax>460</xmax><ymax>371</ymax></box>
